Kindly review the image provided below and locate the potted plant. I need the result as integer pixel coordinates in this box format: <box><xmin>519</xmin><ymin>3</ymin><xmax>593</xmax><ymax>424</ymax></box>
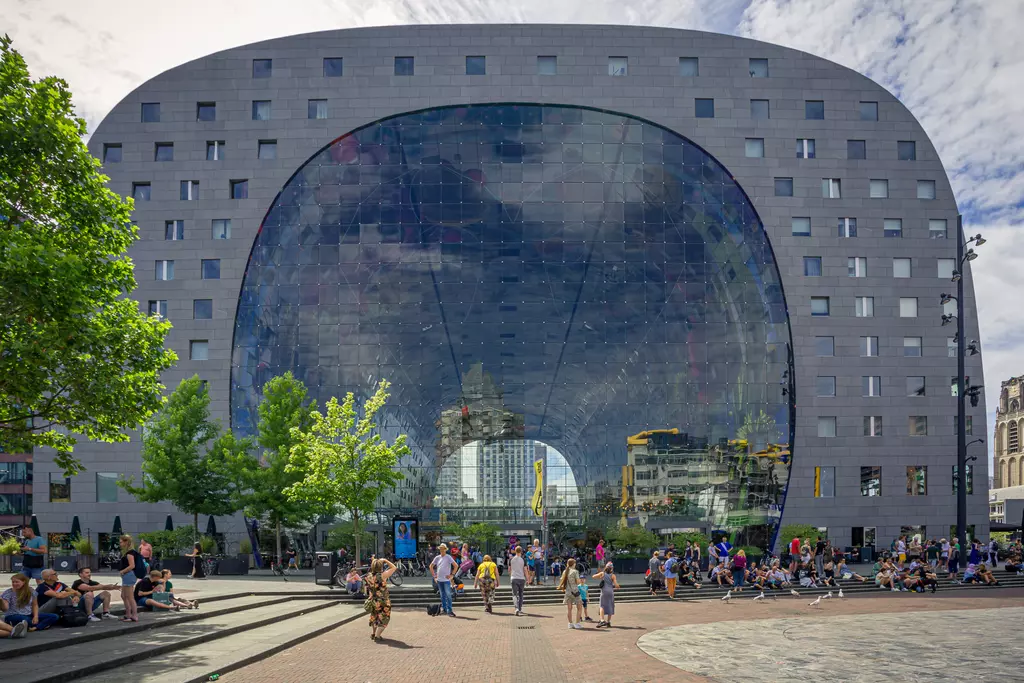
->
<box><xmin>238</xmin><ymin>539</ymin><xmax>252</xmax><ymax>567</ymax></box>
<box><xmin>71</xmin><ymin>537</ymin><xmax>99</xmax><ymax>571</ymax></box>
<box><xmin>0</xmin><ymin>536</ymin><xmax>21</xmax><ymax>573</ymax></box>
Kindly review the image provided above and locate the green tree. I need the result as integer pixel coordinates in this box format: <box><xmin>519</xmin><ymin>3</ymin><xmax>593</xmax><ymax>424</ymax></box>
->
<box><xmin>0</xmin><ymin>37</ymin><xmax>175</xmax><ymax>475</ymax></box>
<box><xmin>323</xmin><ymin>522</ymin><xmax>375</xmax><ymax>554</ymax></box>
<box><xmin>443</xmin><ymin>522</ymin><xmax>501</xmax><ymax>552</ymax></box>
<box><xmin>608</xmin><ymin>525</ymin><xmax>659</xmax><ymax>556</ymax></box>
<box><xmin>284</xmin><ymin>380</ymin><xmax>409</xmax><ymax>565</ymax></box>
<box><xmin>778</xmin><ymin>523</ymin><xmax>820</xmax><ymax>554</ymax></box>
<box><xmin>120</xmin><ymin>376</ymin><xmax>244</xmax><ymax>536</ymax></box>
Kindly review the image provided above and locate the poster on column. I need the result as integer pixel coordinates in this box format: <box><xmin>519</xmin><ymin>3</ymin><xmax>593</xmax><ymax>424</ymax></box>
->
<box><xmin>393</xmin><ymin>517</ymin><xmax>418</xmax><ymax>559</ymax></box>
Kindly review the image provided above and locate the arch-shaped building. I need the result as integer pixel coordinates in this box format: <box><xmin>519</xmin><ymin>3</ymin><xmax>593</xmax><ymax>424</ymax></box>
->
<box><xmin>33</xmin><ymin>25</ymin><xmax>986</xmax><ymax>552</ymax></box>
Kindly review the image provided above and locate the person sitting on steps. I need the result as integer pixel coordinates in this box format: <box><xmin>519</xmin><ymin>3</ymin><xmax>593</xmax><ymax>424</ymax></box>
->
<box><xmin>345</xmin><ymin>567</ymin><xmax>364</xmax><ymax>596</ymax></box>
<box><xmin>159</xmin><ymin>570</ymin><xmax>198</xmax><ymax>609</ymax></box>
<box><xmin>71</xmin><ymin>567</ymin><xmax>119</xmax><ymax>621</ymax></box>
<box><xmin>135</xmin><ymin>570</ymin><xmax>179</xmax><ymax>612</ymax></box>
<box><xmin>2</xmin><ymin>573</ymin><xmax>58</xmax><ymax>634</ymax></box>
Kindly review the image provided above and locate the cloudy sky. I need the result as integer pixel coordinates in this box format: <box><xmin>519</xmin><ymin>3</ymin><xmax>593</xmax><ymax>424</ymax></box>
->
<box><xmin>4</xmin><ymin>0</ymin><xmax>1023</xmax><ymax>465</ymax></box>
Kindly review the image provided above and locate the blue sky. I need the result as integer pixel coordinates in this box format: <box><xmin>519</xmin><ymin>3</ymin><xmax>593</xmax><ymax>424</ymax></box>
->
<box><xmin>4</xmin><ymin>0</ymin><xmax>1022</xmax><ymax>470</ymax></box>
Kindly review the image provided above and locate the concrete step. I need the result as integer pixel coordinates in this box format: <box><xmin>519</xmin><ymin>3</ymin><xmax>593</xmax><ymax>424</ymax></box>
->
<box><xmin>3</xmin><ymin>598</ymin><xmax>336</xmax><ymax>683</ymax></box>
<box><xmin>73</xmin><ymin>603</ymin><xmax>363</xmax><ymax>683</ymax></box>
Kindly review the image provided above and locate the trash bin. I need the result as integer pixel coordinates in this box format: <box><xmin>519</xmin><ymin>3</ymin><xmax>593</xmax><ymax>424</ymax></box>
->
<box><xmin>860</xmin><ymin>546</ymin><xmax>874</xmax><ymax>563</ymax></box>
<box><xmin>315</xmin><ymin>551</ymin><xmax>336</xmax><ymax>586</ymax></box>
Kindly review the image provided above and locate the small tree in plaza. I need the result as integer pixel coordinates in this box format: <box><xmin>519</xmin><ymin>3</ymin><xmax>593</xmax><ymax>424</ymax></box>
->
<box><xmin>284</xmin><ymin>380</ymin><xmax>409</xmax><ymax>565</ymax></box>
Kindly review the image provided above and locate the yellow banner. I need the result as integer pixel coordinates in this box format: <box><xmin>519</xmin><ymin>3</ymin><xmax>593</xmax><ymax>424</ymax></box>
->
<box><xmin>531</xmin><ymin>459</ymin><xmax>544</xmax><ymax>516</ymax></box>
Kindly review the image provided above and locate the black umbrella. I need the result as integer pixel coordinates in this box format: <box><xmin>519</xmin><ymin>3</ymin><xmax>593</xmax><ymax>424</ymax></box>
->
<box><xmin>111</xmin><ymin>515</ymin><xmax>122</xmax><ymax>538</ymax></box>
<box><xmin>70</xmin><ymin>516</ymin><xmax>81</xmax><ymax>540</ymax></box>
<box><xmin>164</xmin><ymin>515</ymin><xmax>174</xmax><ymax>531</ymax></box>
<box><xmin>30</xmin><ymin>515</ymin><xmax>40</xmax><ymax>536</ymax></box>
<box><xmin>206</xmin><ymin>516</ymin><xmax>217</xmax><ymax>536</ymax></box>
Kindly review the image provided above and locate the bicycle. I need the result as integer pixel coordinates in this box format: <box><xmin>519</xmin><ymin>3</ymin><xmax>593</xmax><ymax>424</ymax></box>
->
<box><xmin>202</xmin><ymin>554</ymin><xmax>224</xmax><ymax>577</ymax></box>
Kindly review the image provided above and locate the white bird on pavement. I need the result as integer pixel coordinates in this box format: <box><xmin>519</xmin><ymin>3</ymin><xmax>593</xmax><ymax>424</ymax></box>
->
<box><xmin>824</xmin><ymin>591</ymin><xmax>833</xmax><ymax>599</ymax></box>
<box><xmin>838</xmin><ymin>588</ymin><xmax>845</xmax><ymax>599</ymax></box>
<box><xmin>808</xmin><ymin>596</ymin><xmax>822</xmax><ymax>608</ymax></box>
<box><xmin>721</xmin><ymin>590</ymin><xmax>732</xmax><ymax>602</ymax></box>
<box><xmin>753</xmin><ymin>591</ymin><xmax>765</xmax><ymax>601</ymax></box>
<box><xmin>790</xmin><ymin>589</ymin><xmax>801</xmax><ymax>597</ymax></box>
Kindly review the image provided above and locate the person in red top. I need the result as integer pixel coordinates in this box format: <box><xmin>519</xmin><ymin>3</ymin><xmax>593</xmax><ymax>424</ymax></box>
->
<box><xmin>790</xmin><ymin>537</ymin><xmax>800</xmax><ymax>556</ymax></box>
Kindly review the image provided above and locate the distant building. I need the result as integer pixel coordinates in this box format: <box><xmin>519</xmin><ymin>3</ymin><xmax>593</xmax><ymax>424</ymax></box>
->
<box><xmin>994</xmin><ymin>376</ymin><xmax>1024</xmax><ymax>488</ymax></box>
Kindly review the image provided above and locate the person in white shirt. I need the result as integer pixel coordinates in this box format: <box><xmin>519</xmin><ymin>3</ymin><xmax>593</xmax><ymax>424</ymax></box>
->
<box><xmin>430</xmin><ymin>543</ymin><xmax>459</xmax><ymax>617</ymax></box>
<box><xmin>509</xmin><ymin>545</ymin><xmax>531</xmax><ymax>615</ymax></box>
<box><xmin>530</xmin><ymin>539</ymin><xmax>545</xmax><ymax>585</ymax></box>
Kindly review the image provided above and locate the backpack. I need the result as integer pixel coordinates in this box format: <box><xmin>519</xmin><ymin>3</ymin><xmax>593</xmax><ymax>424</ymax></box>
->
<box><xmin>58</xmin><ymin>605</ymin><xmax>90</xmax><ymax>628</ymax></box>
<box><xmin>427</xmin><ymin>603</ymin><xmax>442</xmax><ymax>616</ymax></box>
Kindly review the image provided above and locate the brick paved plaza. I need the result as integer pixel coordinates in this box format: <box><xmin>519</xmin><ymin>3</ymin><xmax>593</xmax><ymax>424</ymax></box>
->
<box><xmin>228</xmin><ymin>589</ymin><xmax>1024</xmax><ymax>682</ymax></box>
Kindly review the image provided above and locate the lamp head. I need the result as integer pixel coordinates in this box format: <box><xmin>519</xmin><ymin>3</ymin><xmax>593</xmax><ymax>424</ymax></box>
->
<box><xmin>951</xmin><ymin>270</ymin><xmax>962</xmax><ymax>282</ymax></box>
<box><xmin>941</xmin><ymin>314</ymin><xmax>954</xmax><ymax>326</ymax></box>
<box><xmin>973</xmin><ymin>234</ymin><xmax>986</xmax><ymax>246</ymax></box>
<box><xmin>965</xmin><ymin>249</ymin><xmax>978</xmax><ymax>261</ymax></box>
<box><xmin>941</xmin><ymin>293</ymin><xmax>952</xmax><ymax>305</ymax></box>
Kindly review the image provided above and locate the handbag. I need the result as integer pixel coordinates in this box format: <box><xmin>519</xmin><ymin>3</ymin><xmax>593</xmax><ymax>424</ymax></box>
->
<box><xmin>57</xmin><ymin>605</ymin><xmax>90</xmax><ymax>627</ymax></box>
<box><xmin>362</xmin><ymin>595</ymin><xmax>374</xmax><ymax>613</ymax></box>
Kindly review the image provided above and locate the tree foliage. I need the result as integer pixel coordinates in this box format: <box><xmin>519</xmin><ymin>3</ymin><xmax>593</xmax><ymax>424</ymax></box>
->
<box><xmin>607</xmin><ymin>525</ymin><xmax>659</xmax><ymax>555</ymax></box>
<box><xmin>0</xmin><ymin>36</ymin><xmax>175</xmax><ymax>475</ymax></box>
<box><xmin>120</xmin><ymin>376</ymin><xmax>245</xmax><ymax>532</ymax></box>
<box><xmin>323</xmin><ymin>521</ymin><xmax>375</xmax><ymax>554</ymax></box>
<box><xmin>284</xmin><ymin>380</ymin><xmax>409</xmax><ymax>564</ymax></box>
<box><xmin>778</xmin><ymin>523</ymin><xmax>820</xmax><ymax>554</ymax></box>
<box><xmin>443</xmin><ymin>522</ymin><xmax>501</xmax><ymax>551</ymax></box>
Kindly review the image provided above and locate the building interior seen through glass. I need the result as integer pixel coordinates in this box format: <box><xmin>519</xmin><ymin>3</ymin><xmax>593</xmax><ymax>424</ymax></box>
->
<box><xmin>231</xmin><ymin>104</ymin><xmax>793</xmax><ymax>547</ymax></box>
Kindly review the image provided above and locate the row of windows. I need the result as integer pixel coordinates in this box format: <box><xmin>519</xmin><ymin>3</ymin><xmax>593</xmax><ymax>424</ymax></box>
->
<box><xmin>802</xmin><ymin>256</ymin><xmax>955</xmax><ymax>278</ymax></box>
<box><xmin>47</xmin><ymin>472</ymin><xmax>127</xmax><ymax>503</ymax></box>
<box><xmin>816</xmin><ymin>415</ymin><xmax>973</xmax><ymax>438</ymax></box>
<box><xmin>747</xmin><ymin>137</ymin><xmax>917</xmax><ymax>161</ymax></box>
<box><xmin>153</xmin><ymin>259</ymin><xmax>219</xmax><ymax>280</ymax></box>
<box><xmin>792</xmin><ymin>217</ymin><xmax>949</xmax><ymax>239</ymax></box>
<box><xmin>814</xmin><ymin>376</ymin><xmax>972</xmax><ymax>399</ymax></box>
<box><xmin>812</xmin><ymin>464</ymin><xmax>974</xmax><ymax>498</ymax></box>
<box><xmin>810</xmin><ymin>295</ymin><xmax>950</xmax><ymax>318</ymax></box>
<box><xmin>131</xmin><ymin>179</ymin><xmax>247</xmax><ymax>201</ymax></box>
<box><xmin>108</xmin><ymin>139</ymin><xmax>277</xmax><ymax>164</ymax></box>
<box><xmin>774</xmin><ymin>177</ymin><xmax>936</xmax><ymax>200</ymax></box>
<box><xmin>147</xmin><ymin>299</ymin><xmax>212</xmax><ymax>320</ymax></box>
<box><xmin>813</xmin><ymin>335</ymin><xmax>958</xmax><ymax>358</ymax></box>
<box><xmin>163</xmin><ymin>219</ymin><xmax>232</xmax><ymax>241</ymax></box>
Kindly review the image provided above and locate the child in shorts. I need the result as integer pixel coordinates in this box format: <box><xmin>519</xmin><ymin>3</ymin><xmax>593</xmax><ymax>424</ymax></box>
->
<box><xmin>578</xmin><ymin>577</ymin><xmax>593</xmax><ymax>622</ymax></box>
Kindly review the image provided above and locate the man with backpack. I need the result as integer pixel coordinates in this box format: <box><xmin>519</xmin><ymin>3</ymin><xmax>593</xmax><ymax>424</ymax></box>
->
<box><xmin>663</xmin><ymin>550</ymin><xmax>680</xmax><ymax>599</ymax></box>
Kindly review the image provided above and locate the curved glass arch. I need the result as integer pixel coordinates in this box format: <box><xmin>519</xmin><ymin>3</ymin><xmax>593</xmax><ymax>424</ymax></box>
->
<box><xmin>231</xmin><ymin>104</ymin><xmax>793</xmax><ymax>546</ymax></box>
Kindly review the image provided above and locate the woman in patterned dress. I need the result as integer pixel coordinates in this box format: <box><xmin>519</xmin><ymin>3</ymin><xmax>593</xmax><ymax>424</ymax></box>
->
<box><xmin>365</xmin><ymin>557</ymin><xmax>397</xmax><ymax>641</ymax></box>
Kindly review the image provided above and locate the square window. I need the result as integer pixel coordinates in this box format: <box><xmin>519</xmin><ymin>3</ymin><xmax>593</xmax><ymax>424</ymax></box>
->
<box><xmin>953</xmin><ymin>464</ymin><xmax>974</xmax><ymax>495</ymax></box>
<box><xmin>197</xmin><ymin>102</ymin><xmax>216</xmax><ymax>121</ymax></box>
<box><xmin>847</xmin><ymin>139</ymin><xmax>866</xmax><ymax>159</ymax></box>
<box><xmin>818</xmin><ymin>416</ymin><xmax>837</xmax><ymax>438</ymax></box>
<box><xmin>899</xmin><ymin>297</ymin><xmax>918</xmax><ymax>317</ymax></box>
<box><xmin>855</xmin><ymin>296</ymin><xmax>874</xmax><ymax>317</ymax></box>
<box><xmin>814</xmin><ymin>466</ymin><xmax>835</xmax><ymax>498</ymax></box>
<box><xmin>774</xmin><ymin>178</ymin><xmax>794</xmax><ymax>197</ymax></box>
<box><xmin>206</xmin><ymin>140</ymin><xmax>225</xmax><ymax>161</ymax></box>
<box><xmin>695</xmin><ymin>98</ymin><xmax>715</xmax><ymax>118</ymax></box>
<box><xmin>860</xmin><ymin>101</ymin><xmax>878</xmax><ymax>121</ymax></box>
<box><xmin>132</xmin><ymin>182</ymin><xmax>151</xmax><ymax>201</ymax></box>
<box><xmin>805</xmin><ymin>100</ymin><xmax>824</xmax><ymax>119</ymax></box>
<box><xmin>201</xmin><ymin>259</ymin><xmax>221</xmax><ymax>280</ymax></box>
<box><xmin>679</xmin><ymin>57</ymin><xmax>698</xmax><ymax>76</ymax></box>
<box><xmin>862</xmin><ymin>376</ymin><xmax>882</xmax><ymax>397</ymax></box>
<box><xmin>750</xmin><ymin>99</ymin><xmax>770</xmax><ymax>119</ymax></box>
<box><xmin>231</xmin><ymin>180</ymin><xmax>248</xmax><ymax>199</ymax></box>
<box><xmin>212</xmin><ymin>219</ymin><xmax>231</xmax><ymax>240</ymax></box>
<box><xmin>180</xmin><ymin>180</ymin><xmax>199</xmax><ymax>200</ymax></box>
<box><xmin>792</xmin><ymin>217</ymin><xmax>811</xmax><ymax>236</ymax></box>
<box><xmin>537</xmin><ymin>56</ymin><xmax>557</xmax><ymax>75</ymax></box>
<box><xmin>863</xmin><ymin>418</ymin><xmax>883</xmax><ymax>438</ymax></box>
<box><xmin>917</xmin><ymin>180</ymin><xmax>936</xmax><ymax>199</ymax></box>
<box><xmin>860</xmin><ymin>336</ymin><xmax>878</xmax><ymax>357</ymax></box>
<box><xmin>907</xmin><ymin>376</ymin><xmax>926</xmax><ymax>396</ymax></box>
<box><xmin>164</xmin><ymin>220</ymin><xmax>184</xmax><ymax>241</ymax></box>
<box><xmin>190</xmin><ymin>340</ymin><xmax>209</xmax><ymax>361</ymax></box>
<box><xmin>193</xmin><ymin>299</ymin><xmax>213</xmax><ymax>319</ymax></box>
<box><xmin>893</xmin><ymin>258</ymin><xmax>911</xmax><ymax>278</ymax></box>
<box><xmin>258</xmin><ymin>140</ymin><xmax>277</xmax><ymax>160</ymax></box>
<box><xmin>796</xmin><ymin>138</ymin><xmax>816</xmax><ymax>158</ymax></box>
<box><xmin>154</xmin><ymin>260</ymin><xmax>174</xmax><ymax>281</ymax></box>
<box><xmin>252</xmin><ymin>58</ymin><xmax>272</xmax><ymax>78</ymax></box>
<box><xmin>898</xmin><ymin>140</ymin><xmax>917</xmax><ymax>161</ymax></box>
<box><xmin>811</xmin><ymin>296</ymin><xmax>830</xmax><ymax>316</ymax></box>
<box><xmin>822</xmin><ymin>178</ymin><xmax>841</xmax><ymax>198</ymax></box>
<box><xmin>154</xmin><ymin>142</ymin><xmax>173</xmax><ymax>162</ymax></box>
<box><xmin>466</xmin><ymin>56</ymin><xmax>486</xmax><ymax>75</ymax></box>
<box><xmin>815</xmin><ymin>336</ymin><xmax>834</xmax><ymax>356</ymax></box>
<box><xmin>96</xmin><ymin>472</ymin><xmax>119</xmax><ymax>503</ymax></box>
<box><xmin>308</xmin><ymin>99</ymin><xmax>328</xmax><ymax>119</ymax></box>
<box><xmin>147</xmin><ymin>300</ymin><xmax>167</xmax><ymax>317</ymax></box>
<box><xmin>323</xmin><ymin>57</ymin><xmax>343</xmax><ymax>77</ymax></box>
<box><xmin>804</xmin><ymin>256</ymin><xmax>822</xmax><ymax>276</ymax></box>
<box><xmin>929</xmin><ymin>219</ymin><xmax>948</xmax><ymax>239</ymax></box>
<box><xmin>955</xmin><ymin>416</ymin><xmax>974</xmax><ymax>436</ymax></box>
<box><xmin>749</xmin><ymin>58</ymin><xmax>769</xmax><ymax>77</ymax></box>
<box><xmin>141</xmin><ymin>102</ymin><xmax>160</xmax><ymax>123</ymax></box>
<box><xmin>608</xmin><ymin>56</ymin><xmax>627</xmax><ymax>76</ymax></box>
<box><xmin>884</xmin><ymin>218</ymin><xmax>903</xmax><ymax>238</ymax></box>
<box><xmin>906</xmin><ymin>465</ymin><xmax>927</xmax><ymax>494</ymax></box>
<box><xmin>252</xmin><ymin>100</ymin><xmax>271</xmax><ymax>121</ymax></box>
<box><xmin>938</xmin><ymin>258</ymin><xmax>955</xmax><ymax>279</ymax></box>
<box><xmin>861</xmin><ymin>466</ymin><xmax>882</xmax><ymax>495</ymax></box>
<box><xmin>745</xmin><ymin>138</ymin><xmax>764</xmax><ymax>158</ymax></box>
<box><xmin>394</xmin><ymin>56</ymin><xmax>415</xmax><ymax>76</ymax></box>
<box><xmin>49</xmin><ymin>473</ymin><xmax>71</xmax><ymax>503</ymax></box>
<box><xmin>903</xmin><ymin>337</ymin><xmax>922</xmax><ymax>357</ymax></box>
<box><xmin>838</xmin><ymin>218</ymin><xmax>857</xmax><ymax>238</ymax></box>
<box><xmin>848</xmin><ymin>257</ymin><xmax>866</xmax><ymax>277</ymax></box>
<box><xmin>816</xmin><ymin>376</ymin><xmax>836</xmax><ymax>397</ymax></box>
<box><xmin>870</xmin><ymin>179</ymin><xmax>889</xmax><ymax>198</ymax></box>
<box><xmin>103</xmin><ymin>143</ymin><xmax>122</xmax><ymax>163</ymax></box>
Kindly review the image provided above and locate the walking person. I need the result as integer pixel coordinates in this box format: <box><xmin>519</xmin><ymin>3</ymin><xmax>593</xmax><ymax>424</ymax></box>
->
<box><xmin>18</xmin><ymin>525</ymin><xmax>47</xmax><ymax>585</ymax></box>
<box><xmin>474</xmin><ymin>554</ymin><xmax>499</xmax><ymax>613</ymax></box>
<box><xmin>988</xmin><ymin>538</ymin><xmax>1000</xmax><ymax>567</ymax></box>
<box><xmin>185</xmin><ymin>542</ymin><xmax>206</xmax><ymax>579</ymax></box>
<box><xmin>558</xmin><ymin>558</ymin><xmax>584</xmax><ymax>629</ymax></box>
<box><xmin>138</xmin><ymin>537</ymin><xmax>153</xmax><ymax>573</ymax></box>
<box><xmin>594</xmin><ymin>538</ymin><xmax>606</xmax><ymax>568</ymax></box>
<box><xmin>592</xmin><ymin>562</ymin><xmax>620</xmax><ymax>628</ymax></box>
<box><xmin>647</xmin><ymin>549</ymin><xmax>664</xmax><ymax>596</ymax></box>
<box><xmin>430</xmin><ymin>543</ymin><xmax>458</xmax><ymax>617</ymax></box>
<box><xmin>509</xmin><ymin>545</ymin><xmax>529</xmax><ymax>616</ymax></box>
<box><xmin>732</xmin><ymin>549</ymin><xmax>748</xmax><ymax>592</ymax></box>
<box><xmin>365</xmin><ymin>558</ymin><xmax>396</xmax><ymax>641</ymax></box>
<box><xmin>948</xmin><ymin>539</ymin><xmax>961</xmax><ymax>584</ymax></box>
<box><xmin>117</xmin><ymin>534</ymin><xmax>142</xmax><ymax>623</ymax></box>
<box><xmin>814</xmin><ymin>537</ymin><xmax>826</xmax><ymax>577</ymax></box>
<box><xmin>664</xmin><ymin>550</ymin><xmax>679</xmax><ymax>599</ymax></box>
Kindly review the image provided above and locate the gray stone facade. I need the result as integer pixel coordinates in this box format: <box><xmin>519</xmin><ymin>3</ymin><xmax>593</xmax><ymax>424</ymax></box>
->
<box><xmin>29</xmin><ymin>25</ymin><xmax>985</xmax><ymax>550</ymax></box>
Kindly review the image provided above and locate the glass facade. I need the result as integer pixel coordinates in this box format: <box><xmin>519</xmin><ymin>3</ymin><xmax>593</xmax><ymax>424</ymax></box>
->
<box><xmin>230</xmin><ymin>104</ymin><xmax>792</xmax><ymax>546</ymax></box>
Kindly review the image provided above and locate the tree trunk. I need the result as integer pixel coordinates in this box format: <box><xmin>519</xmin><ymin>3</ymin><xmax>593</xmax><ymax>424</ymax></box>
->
<box><xmin>275</xmin><ymin>519</ymin><xmax>282</xmax><ymax>567</ymax></box>
<box><xmin>353</xmin><ymin>509</ymin><xmax>360</xmax><ymax>569</ymax></box>
<box><xmin>193</xmin><ymin>512</ymin><xmax>199</xmax><ymax>543</ymax></box>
